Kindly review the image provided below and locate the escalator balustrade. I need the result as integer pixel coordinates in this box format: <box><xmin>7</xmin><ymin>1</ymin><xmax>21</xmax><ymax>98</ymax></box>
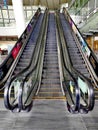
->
<box><xmin>63</xmin><ymin>8</ymin><xmax>98</xmax><ymax>100</ymax></box>
<box><xmin>0</xmin><ymin>8</ymin><xmax>41</xmax><ymax>87</ymax></box>
<box><xmin>58</xmin><ymin>11</ymin><xmax>94</xmax><ymax>113</ymax></box>
<box><xmin>4</xmin><ymin>10</ymin><xmax>46</xmax><ymax>111</ymax></box>
<box><xmin>0</xmin><ymin>8</ymin><xmax>41</xmax><ymax>98</ymax></box>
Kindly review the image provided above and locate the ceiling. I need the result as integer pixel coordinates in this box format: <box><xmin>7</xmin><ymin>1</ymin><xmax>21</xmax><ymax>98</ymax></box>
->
<box><xmin>8</xmin><ymin>0</ymin><xmax>71</xmax><ymax>10</ymax></box>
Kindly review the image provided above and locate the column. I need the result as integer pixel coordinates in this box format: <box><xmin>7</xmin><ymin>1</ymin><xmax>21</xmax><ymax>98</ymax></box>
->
<box><xmin>12</xmin><ymin>0</ymin><xmax>25</xmax><ymax>37</ymax></box>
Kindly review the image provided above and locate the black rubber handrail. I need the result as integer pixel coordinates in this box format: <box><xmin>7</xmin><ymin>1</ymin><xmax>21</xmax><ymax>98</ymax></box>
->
<box><xmin>58</xmin><ymin>11</ymin><xmax>95</xmax><ymax>113</ymax></box>
<box><xmin>4</xmin><ymin>9</ymin><xmax>48</xmax><ymax>112</ymax></box>
<box><xmin>0</xmin><ymin>8</ymin><xmax>41</xmax><ymax>88</ymax></box>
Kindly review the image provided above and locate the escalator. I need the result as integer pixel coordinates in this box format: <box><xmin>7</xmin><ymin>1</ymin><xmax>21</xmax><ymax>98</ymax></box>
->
<box><xmin>0</xmin><ymin>9</ymin><xmax>41</xmax><ymax>86</ymax></box>
<box><xmin>62</xmin><ymin>8</ymin><xmax>98</xmax><ymax>101</ymax></box>
<box><xmin>56</xmin><ymin>11</ymin><xmax>94</xmax><ymax>113</ymax></box>
<box><xmin>4</xmin><ymin>9</ymin><xmax>48</xmax><ymax>111</ymax></box>
<box><xmin>4</xmin><ymin>10</ymin><xmax>94</xmax><ymax>113</ymax></box>
<box><xmin>59</xmin><ymin>14</ymin><xmax>90</xmax><ymax>78</ymax></box>
<box><xmin>36</xmin><ymin>13</ymin><xmax>63</xmax><ymax>99</ymax></box>
<box><xmin>11</xmin><ymin>13</ymin><xmax>44</xmax><ymax>76</ymax></box>
<box><xmin>0</xmin><ymin>8</ymin><xmax>42</xmax><ymax>98</ymax></box>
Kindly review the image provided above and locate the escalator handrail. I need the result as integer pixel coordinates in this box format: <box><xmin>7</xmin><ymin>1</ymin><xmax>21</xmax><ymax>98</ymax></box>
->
<box><xmin>0</xmin><ymin>8</ymin><xmax>41</xmax><ymax>88</ymax></box>
<box><xmin>59</xmin><ymin>11</ymin><xmax>95</xmax><ymax>112</ymax></box>
<box><xmin>4</xmin><ymin>9</ymin><xmax>48</xmax><ymax>111</ymax></box>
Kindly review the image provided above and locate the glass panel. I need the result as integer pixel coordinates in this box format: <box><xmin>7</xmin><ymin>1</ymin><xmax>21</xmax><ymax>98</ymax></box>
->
<box><xmin>78</xmin><ymin>77</ymin><xmax>88</xmax><ymax>106</ymax></box>
<box><xmin>2</xmin><ymin>9</ymin><xmax>8</xmax><ymax>18</ymax></box>
<box><xmin>27</xmin><ymin>11</ymin><xmax>32</xmax><ymax>19</ymax></box>
<box><xmin>9</xmin><ymin>10</ymin><xmax>14</xmax><ymax>19</ymax></box>
<box><xmin>0</xmin><ymin>10</ymin><xmax>2</xmax><ymax>18</ymax></box>
<box><xmin>96</xmin><ymin>0</ymin><xmax>98</xmax><ymax>8</ymax></box>
<box><xmin>88</xmin><ymin>0</ymin><xmax>95</xmax><ymax>14</ymax></box>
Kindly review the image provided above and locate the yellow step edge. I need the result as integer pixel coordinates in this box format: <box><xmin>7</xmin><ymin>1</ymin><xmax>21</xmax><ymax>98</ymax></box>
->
<box><xmin>40</xmin><ymin>88</ymin><xmax>61</xmax><ymax>90</ymax></box>
<box><xmin>38</xmin><ymin>92</ymin><xmax>63</xmax><ymax>94</ymax></box>
<box><xmin>33</xmin><ymin>96</ymin><xmax>66</xmax><ymax>100</ymax></box>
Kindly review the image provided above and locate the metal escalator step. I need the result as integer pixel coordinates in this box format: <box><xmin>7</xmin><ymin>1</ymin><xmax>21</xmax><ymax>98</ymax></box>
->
<box><xmin>70</xmin><ymin>56</ymin><xmax>83</xmax><ymax>60</ymax></box>
<box><xmin>37</xmin><ymin>92</ymin><xmax>63</xmax><ymax>98</ymax></box>
<box><xmin>38</xmin><ymin>88</ymin><xmax>61</xmax><ymax>92</ymax></box>
<box><xmin>41</xmin><ymin>79</ymin><xmax>60</xmax><ymax>84</ymax></box>
<box><xmin>21</xmin><ymin>53</ymin><xmax>32</xmax><ymax>56</ymax></box>
<box><xmin>24</xmin><ymin>48</ymin><xmax>34</xmax><ymax>51</ymax></box>
<box><xmin>46</xmin><ymin>48</ymin><xmax>57</xmax><ymax>51</ymax></box>
<box><xmin>45</xmin><ymin>55</ymin><xmax>58</xmax><ymax>59</ymax></box>
<box><xmin>23</xmin><ymin>49</ymin><xmax>34</xmax><ymax>53</ymax></box>
<box><xmin>73</xmin><ymin>64</ymin><xmax>86</xmax><ymax>69</ymax></box>
<box><xmin>44</xmin><ymin>57</ymin><xmax>58</xmax><ymax>60</ymax></box>
<box><xmin>77</xmin><ymin>68</ymin><xmax>89</xmax><ymax>74</ymax></box>
<box><xmin>21</xmin><ymin>55</ymin><xmax>31</xmax><ymax>59</ymax></box>
<box><xmin>42</xmin><ymin>69</ymin><xmax>59</xmax><ymax>74</ymax></box>
<box><xmin>42</xmin><ymin>75</ymin><xmax>60</xmax><ymax>79</ymax></box>
<box><xmin>71</xmin><ymin>60</ymin><xmax>83</xmax><ymax>64</ymax></box>
<box><xmin>68</xmin><ymin>47</ymin><xmax>79</xmax><ymax>50</ymax></box>
<box><xmin>70</xmin><ymin>53</ymin><xmax>81</xmax><ymax>57</ymax></box>
<box><xmin>34</xmin><ymin>96</ymin><xmax>66</xmax><ymax>99</ymax></box>
<box><xmin>69</xmin><ymin>50</ymin><xmax>80</xmax><ymax>54</ymax></box>
<box><xmin>42</xmin><ymin>73</ymin><xmax>60</xmax><ymax>78</ymax></box>
<box><xmin>20</xmin><ymin>58</ymin><xmax>30</xmax><ymax>62</ymax></box>
<box><xmin>17</xmin><ymin>62</ymin><xmax>29</xmax><ymax>67</ymax></box>
<box><xmin>72</xmin><ymin>60</ymin><xmax>84</xmax><ymax>65</ymax></box>
<box><xmin>43</xmin><ymin>61</ymin><xmax>58</xmax><ymax>64</ymax></box>
<box><xmin>43</xmin><ymin>66</ymin><xmax>59</xmax><ymax>70</ymax></box>
<box><xmin>68</xmin><ymin>50</ymin><xmax>79</xmax><ymax>54</ymax></box>
<box><xmin>43</xmin><ymin>70</ymin><xmax>59</xmax><ymax>73</ymax></box>
<box><xmin>46</xmin><ymin>47</ymin><xmax>57</xmax><ymax>50</ymax></box>
<box><xmin>38</xmin><ymin>91</ymin><xmax>63</xmax><ymax>97</ymax></box>
<box><xmin>40</xmin><ymin>84</ymin><xmax>61</xmax><ymax>88</ymax></box>
<box><xmin>44</xmin><ymin>60</ymin><xmax>58</xmax><ymax>63</ymax></box>
<box><xmin>46</xmin><ymin>44</ymin><xmax>57</xmax><ymax>47</ymax></box>
<box><xmin>68</xmin><ymin>47</ymin><xmax>80</xmax><ymax>51</ymax></box>
<box><xmin>44</xmin><ymin>53</ymin><xmax>58</xmax><ymax>55</ymax></box>
<box><xmin>25</xmin><ymin>44</ymin><xmax>35</xmax><ymax>47</ymax></box>
<box><xmin>44</xmin><ymin>53</ymin><xmax>58</xmax><ymax>56</ymax></box>
<box><xmin>15</xmin><ymin>66</ymin><xmax>26</xmax><ymax>71</ymax></box>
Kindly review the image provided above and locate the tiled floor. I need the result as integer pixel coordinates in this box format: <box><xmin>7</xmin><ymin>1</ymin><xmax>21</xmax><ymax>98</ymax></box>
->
<box><xmin>0</xmin><ymin>99</ymin><xmax>98</xmax><ymax>130</ymax></box>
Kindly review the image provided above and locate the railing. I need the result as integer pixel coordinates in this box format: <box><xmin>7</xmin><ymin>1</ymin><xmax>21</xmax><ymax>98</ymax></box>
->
<box><xmin>0</xmin><ymin>8</ymin><xmax>41</xmax><ymax>88</ymax></box>
<box><xmin>56</xmin><ymin>10</ymin><xmax>95</xmax><ymax>114</ymax></box>
<box><xmin>4</xmin><ymin>9</ymin><xmax>48</xmax><ymax>112</ymax></box>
